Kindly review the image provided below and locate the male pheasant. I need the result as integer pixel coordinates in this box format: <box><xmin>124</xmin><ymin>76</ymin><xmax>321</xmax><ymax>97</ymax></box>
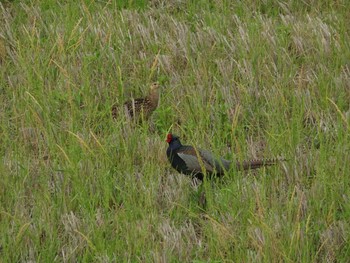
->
<box><xmin>112</xmin><ymin>82</ymin><xmax>160</xmax><ymax>120</ymax></box>
<box><xmin>166</xmin><ymin>133</ymin><xmax>283</xmax><ymax>180</ymax></box>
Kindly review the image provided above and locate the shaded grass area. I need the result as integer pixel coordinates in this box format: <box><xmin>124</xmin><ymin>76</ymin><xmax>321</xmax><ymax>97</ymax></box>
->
<box><xmin>1</xmin><ymin>0</ymin><xmax>350</xmax><ymax>261</ymax></box>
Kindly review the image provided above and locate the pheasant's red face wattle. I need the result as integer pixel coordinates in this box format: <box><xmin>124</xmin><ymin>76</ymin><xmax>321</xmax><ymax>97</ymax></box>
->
<box><xmin>166</xmin><ymin>133</ymin><xmax>172</xmax><ymax>143</ymax></box>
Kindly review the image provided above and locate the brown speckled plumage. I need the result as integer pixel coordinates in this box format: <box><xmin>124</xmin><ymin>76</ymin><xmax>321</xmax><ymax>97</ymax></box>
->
<box><xmin>112</xmin><ymin>82</ymin><xmax>160</xmax><ymax>120</ymax></box>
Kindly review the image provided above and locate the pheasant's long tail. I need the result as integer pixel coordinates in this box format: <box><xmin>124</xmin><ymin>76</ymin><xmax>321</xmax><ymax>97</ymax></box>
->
<box><xmin>235</xmin><ymin>157</ymin><xmax>285</xmax><ymax>171</ymax></box>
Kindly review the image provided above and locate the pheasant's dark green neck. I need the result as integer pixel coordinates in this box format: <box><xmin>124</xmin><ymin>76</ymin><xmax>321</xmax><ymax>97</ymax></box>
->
<box><xmin>168</xmin><ymin>137</ymin><xmax>183</xmax><ymax>151</ymax></box>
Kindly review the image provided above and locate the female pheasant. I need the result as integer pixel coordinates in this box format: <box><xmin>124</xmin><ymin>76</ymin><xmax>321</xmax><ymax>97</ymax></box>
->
<box><xmin>112</xmin><ymin>82</ymin><xmax>160</xmax><ymax>120</ymax></box>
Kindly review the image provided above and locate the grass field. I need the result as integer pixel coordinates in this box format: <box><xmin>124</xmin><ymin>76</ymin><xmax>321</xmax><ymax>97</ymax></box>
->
<box><xmin>1</xmin><ymin>0</ymin><xmax>350</xmax><ymax>261</ymax></box>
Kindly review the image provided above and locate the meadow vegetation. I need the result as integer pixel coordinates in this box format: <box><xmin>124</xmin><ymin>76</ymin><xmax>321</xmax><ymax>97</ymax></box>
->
<box><xmin>1</xmin><ymin>0</ymin><xmax>350</xmax><ymax>261</ymax></box>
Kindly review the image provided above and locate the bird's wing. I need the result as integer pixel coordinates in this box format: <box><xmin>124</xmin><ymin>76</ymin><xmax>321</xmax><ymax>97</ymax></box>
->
<box><xmin>125</xmin><ymin>98</ymin><xmax>144</xmax><ymax>110</ymax></box>
<box><xmin>124</xmin><ymin>98</ymin><xmax>149</xmax><ymax>117</ymax></box>
<box><xmin>177</xmin><ymin>147</ymin><xmax>215</xmax><ymax>173</ymax></box>
<box><xmin>199</xmin><ymin>149</ymin><xmax>231</xmax><ymax>173</ymax></box>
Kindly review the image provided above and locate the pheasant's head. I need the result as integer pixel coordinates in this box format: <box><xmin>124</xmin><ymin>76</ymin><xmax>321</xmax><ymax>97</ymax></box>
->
<box><xmin>166</xmin><ymin>133</ymin><xmax>183</xmax><ymax>150</ymax></box>
<box><xmin>150</xmin><ymin>82</ymin><xmax>159</xmax><ymax>91</ymax></box>
<box><xmin>166</xmin><ymin>133</ymin><xmax>179</xmax><ymax>143</ymax></box>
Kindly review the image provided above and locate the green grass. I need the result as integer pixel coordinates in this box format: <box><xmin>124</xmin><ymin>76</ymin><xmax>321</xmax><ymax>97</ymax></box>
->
<box><xmin>1</xmin><ymin>0</ymin><xmax>350</xmax><ymax>261</ymax></box>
